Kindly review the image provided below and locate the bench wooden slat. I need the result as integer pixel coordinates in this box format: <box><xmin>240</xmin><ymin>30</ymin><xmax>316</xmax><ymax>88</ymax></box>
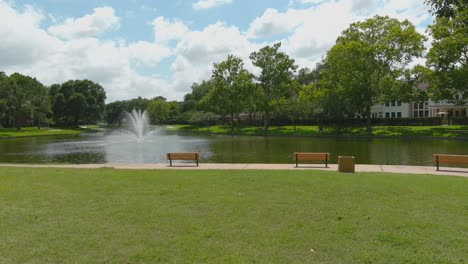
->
<box><xmin>294</xmin><ymin>152</ymin><xmax>330</xmax><ymax>167</ymax></box>
<box><xmin>433</xmin><ymin>154</ymin><xmax>468</xmax><ymax>170</ymax></box>
<box><xmin>167</xmin><ymin>152</ymin><xmax>200</xmax><ymax>166</ymax></box>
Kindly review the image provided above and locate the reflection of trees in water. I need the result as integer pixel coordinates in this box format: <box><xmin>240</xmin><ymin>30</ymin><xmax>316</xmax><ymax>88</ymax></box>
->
<box><xmin>208</xmin><ymin>136</ymin><xmax>468</xmax><ymax>165</ymax></box>
<box><xmin>49</xmin><ymin>152</ymin><xmax>107</xmax><ymax>164</ymax></box>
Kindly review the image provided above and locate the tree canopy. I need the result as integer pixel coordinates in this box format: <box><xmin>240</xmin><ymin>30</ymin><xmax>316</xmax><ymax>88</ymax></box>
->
<box><xmin>202</xmin><ymin>55</ymin><xmax>254</xmax><ymax>132</ymax></box>
<box><xmin>426</xmin><ymin>3</ymin><xmax>467</xmax><ymax>103</ymax></box>
<box><xmin>321</xmin><ymin>15</ymin><xmax>426</xmax><ymax>132</ymax></box>
<box><xmin>50</xmin><ymin>80</ymin><xmax>106</xmax><ymax>126</ymax></box>
<box><xmin>250</xmin><ymin>42</ymin><xmax>297</xmax><ymax>129</ymax></box>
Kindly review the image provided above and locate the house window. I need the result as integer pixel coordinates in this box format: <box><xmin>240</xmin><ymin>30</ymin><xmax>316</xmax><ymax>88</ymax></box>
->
<box><xmin>391</xmin><ymin>112</ymin><xmax>396</xmax><ymax>118</ymax></box>
<box><xmin>397</xmin><ymin>101</ymin><xmax>401</xmax><ymax>106</ymax></box>
<box><xmin>385</xmin><ymin>112</ymin><xmax>390</xmax><ymax>118</ymax></box>
<box><xmin>391</xmin><ymin>101</ymin><xmax>396</xmax><ymax>107</ymax></box>
<box><xmin>414</xmin><ymin>111</ymin><xmax>418</xmax><ymax>117</ymax></box>
<box><xmin>378</xmin><ymin>112</ymin><xmax>383</xmax><ymax>118</ymax></box>
<box><xmin>385</xmin><ymin>102</ymin><xmax>390</xmax><ymax>107</ymax></box>
<box><xmin>397</xmin><ymin>112</ymin><xmax>402</xmax><ymax>118</ymax></box>
<box><xmin>425</xmin><ymin>110</ymin><xmax>429</xmax><ymax>117</ymax></box>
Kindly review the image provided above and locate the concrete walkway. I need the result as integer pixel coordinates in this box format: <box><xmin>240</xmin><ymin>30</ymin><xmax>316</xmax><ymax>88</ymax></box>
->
<box><xmin>1</xmin><ymin>163</ymin><xmax>467</xmax><ymax>177</ymax></box>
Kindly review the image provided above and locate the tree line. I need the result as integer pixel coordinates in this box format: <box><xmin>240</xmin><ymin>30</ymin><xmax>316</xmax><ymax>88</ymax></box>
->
<box><xmin>1</xmin><ymin>1</ymin><xmax>465</xmax><ymax>132</ymax></box>
<box><xmin>0</xmin><ymin>73</ymin><xmax>106</xmax><ymax>129</ymax></box>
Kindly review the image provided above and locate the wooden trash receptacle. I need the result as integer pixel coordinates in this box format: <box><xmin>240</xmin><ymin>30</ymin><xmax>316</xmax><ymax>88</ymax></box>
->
<box><xmin>338</xmin><ymin>156</ymin><xmax>355</xmax><ymax>173</ymax></box>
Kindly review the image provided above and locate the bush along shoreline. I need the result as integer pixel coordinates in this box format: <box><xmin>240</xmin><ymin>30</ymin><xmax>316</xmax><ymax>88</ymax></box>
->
<box><xmin>166</xmin><ymin>124</ymin><xmax>468</xmax><ymax>138</ymax></box>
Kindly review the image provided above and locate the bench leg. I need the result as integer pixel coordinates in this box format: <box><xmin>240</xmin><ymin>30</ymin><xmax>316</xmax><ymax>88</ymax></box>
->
<box><xmin>325</xmin><ymin>156</ymin><xmax>328</xmax><ymax>168</ymax></box>
<box><xmin>436</xmin><ymin>156</ymin><xmax>439</xmax><ymax>171</ymax></box>
<box><xmin>196</xmin><ymin>159</ymin><xmax>199</xmax><ymax>167</ymax></box>
<box><xmin>169</xmin><ymin>159</ymin><xmax>172</xmax><ymax>167</ymax></box>
<box><xmin>295</xmin><ymin>154</ymin><xmax>298</xmax><ymax>167</ymax></box>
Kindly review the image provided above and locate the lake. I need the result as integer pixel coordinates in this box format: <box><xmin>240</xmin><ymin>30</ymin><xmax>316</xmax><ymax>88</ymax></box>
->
<box><xmin>1</xmin><ymin>128</ymin><xmax>467</xmax><ymax>165</ymax></box>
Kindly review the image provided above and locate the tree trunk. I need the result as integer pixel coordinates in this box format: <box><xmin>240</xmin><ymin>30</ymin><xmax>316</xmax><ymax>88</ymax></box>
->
<box><xmin>230</xmin><ymin>112</ymin><xmax>234</xmax><ymax>135</ymax></box>
<box><xmin>366</xmin><ymin>107</ymin><xmax>372</xmax><ymax>134</ymax></box>
<box><xmin>264</xmin><ymin>110</ymin><xmax>269</xmax><ymax>131</ymax></box>
<box><xmin>15</xmin><ymin>112</ymin><xmax>20</xmax><ymax>131</ymax></box>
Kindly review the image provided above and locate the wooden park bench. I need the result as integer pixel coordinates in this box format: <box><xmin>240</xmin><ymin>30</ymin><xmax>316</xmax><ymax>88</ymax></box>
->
<box><xmin>167</xmin><ymin>152</ymin><xmax>200</xmax><ymax>167</ymax></box>
<box><xmin>433</xmin><ymin>154</ymin><xmax>468</xmax><ymax>171</ymax></box>
<box><xmin>294</xmin><ymin>152</ymin><xmax>330</xmax><ymax>168</ymax></box>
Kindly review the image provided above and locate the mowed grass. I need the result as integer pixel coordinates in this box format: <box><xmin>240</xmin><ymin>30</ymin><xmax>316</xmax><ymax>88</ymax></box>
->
<box><xmin>0</xmin><ymin>126</ymin><xmax>100</xmax><ymax>138</ymax></box>
<box><xmin>169</xmin><ymin>124</ymin><xmax>468</xmax><ymax>138</ymax></box>
<box><xmin>0</xmin><ymin>167</ymin><xmax>466</xmax><ymax>263</ymax></box>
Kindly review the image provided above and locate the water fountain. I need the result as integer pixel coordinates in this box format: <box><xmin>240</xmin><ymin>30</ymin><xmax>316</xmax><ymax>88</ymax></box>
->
<box><xmin>122</xmin><ymin>109</ymin><xmax>152</xmax><ymax>140</ymax></box>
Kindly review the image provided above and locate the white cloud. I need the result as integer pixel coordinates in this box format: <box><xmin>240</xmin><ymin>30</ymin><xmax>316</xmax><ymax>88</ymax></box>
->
<box><xmin>300</xmin><ymin>0</ymin><xmax>327</xmax><ymax>4</ymax></box>
<box><xmin>0</xmin><ymin>2</ymin><xmax>174</xmax><ymax>102</ymax></box>
<box><xmin>48</xmin><ymin>7</ymin><xmax>120</xmax><ymax>39</ymax></box>
<box><xmin>0</xmin><ymin>0</ymin><xmax>433</xmax><ymax>102</ymax></box>
<box><xmin>126</xmin><ymin>41</ymin><xmax>172</xmax><ymax>67</ymax></box>
<box><xmin>151</xmin><ymin>16</ymin><xmax>189</xmax><ymax>43</ymax></box>
<box><xmin>192</xmin><ymin>0</ymin><xmax>232</xmax><ymax>10</ymax></box>
<box><xmin>247</xmin><ymin>0</ymin><xmax>431</xmax><ymax>70</ymax></box>
<box><xmin>246</xmin><ymin>8</ymin><xmax>303</xmax><ymax>39</ymax></box>
<box><xmin>0</xmin><ymin>1</ymin><xmax>61</xmax><ymax>66</ymax></box>
<box><xmin>172</xmin><ymin>22</ymin><xmax>259</xmax><ymax>92</ymax></box>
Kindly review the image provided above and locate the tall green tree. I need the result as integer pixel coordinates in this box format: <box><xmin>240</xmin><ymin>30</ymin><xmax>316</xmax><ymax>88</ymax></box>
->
<box><xmin>0</xmin><ymin>73</ymin><xmax>49</xmax><ymax>129</ymax></box>
<box><xmin>426</xmin><ymin>3</ymin><xmax>467</xmax><ymax>103</ymax></box>
<box><xmin>322</xmin><ymin>15</ymin><xmax>426</xmax><ymax>133</ymax></box>
<box><xmin>105</xmin><ymin>100</ymin><xmax>127</xmax><ymax>125</ymax></box>
<box><xmin>424</xmin><ymin>0</ymin><xmax>466</xmax><ymax>19</ymax></box>
<box><xmin>147</xmin><ymin>98</ymin><xmax>170</xmax><ymax>125</ymax></box>
<box><xmin>50</xmin><ymin>80</ymin><xmax>106</xmax><ymax>126</ymax></box>
<box><xmin>182</xmin><ymin>81</ymin><xmax>213</xmax><ymax>112</ymax></box>
<box><xmin>203</xmin><ymin>55</ymin><xmax>254</xmax><ymax>133</ymax></box>
<box><xmin>249</xmin><ymin>42</ymin><xmax>297</xmax><ymax>130</ymax></box>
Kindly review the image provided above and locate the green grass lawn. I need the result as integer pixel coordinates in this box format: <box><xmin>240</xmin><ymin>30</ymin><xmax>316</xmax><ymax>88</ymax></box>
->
<box><xmin>168</xmin><ymin>124</ymin><xmax>468</xmax><ymax>138</ymax></box>
<box><xmin>0</xmin><ymin>126</ymin><xmax>101</xmax><ymax>138</ymax></box>
<box><xmin>0</xmin><ymin>167</ymin><xmax>466</xmax><ymax>263</ymax></box>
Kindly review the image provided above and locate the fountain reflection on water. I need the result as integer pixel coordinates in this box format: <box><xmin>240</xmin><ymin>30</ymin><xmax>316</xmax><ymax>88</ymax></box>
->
<box><xmin>122</xmin><ymin>109</ymin><xmax>152</xmax><ymax>140</ymax></box>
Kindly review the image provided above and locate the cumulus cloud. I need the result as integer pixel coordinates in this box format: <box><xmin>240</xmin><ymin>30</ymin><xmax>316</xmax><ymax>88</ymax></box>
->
<box><xmin>172</xmin><ymin>22</ymin><xmax>259</xmax><ymax>92</ymax></box>
<box><xmin>246</xmin><ymin>8</ymin><xmax>303</xmax><ymax>39</ymax></box>
<box><xmin>0</xmin><ymin>2</ymin><xmax>61</xmax><ymax>67</ymax></box>
<box><xmin>0</xmin><ymin>0</ymin><xmax>433</xmax><ymax>102</ymax></box>
<box><xmin>48</xmin><ymin>7</ymin><xmax>120</xmax><ymax>39</ymax></box>
<box><xmin>0</xmin><ymin>2</ymin><xmax>174</xmax><ymax>102</ymax></box>
<box><xmin>193</xmin><ymin>0</ymin><xmax>233</xmax><ymax>11</ymax></box>
<box><xmin>248</xmin><ymin>0</ymin><xmax>431</xmax><ymax>69</ymax></box>
<box><xmin>151</xmin><ymin>16</ymin><xmax>189</xmax><ymax>43</ymax></box>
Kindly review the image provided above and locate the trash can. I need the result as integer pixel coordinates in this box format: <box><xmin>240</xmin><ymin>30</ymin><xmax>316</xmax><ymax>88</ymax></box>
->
<box><xmin>338</xmin><ymin>156</ymin><xmax>355</xmax><ymax>173</ymax></box>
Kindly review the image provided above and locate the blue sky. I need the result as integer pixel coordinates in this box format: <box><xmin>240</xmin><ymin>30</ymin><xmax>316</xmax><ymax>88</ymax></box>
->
<box><xmin>0</xmin><ymin>0</ymin><xmax>433</xmax><ymax>102</ymax></box>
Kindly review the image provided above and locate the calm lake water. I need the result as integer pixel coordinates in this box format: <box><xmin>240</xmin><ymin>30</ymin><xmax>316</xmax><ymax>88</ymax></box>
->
<box><xmin>1</xmin><ymin>128</ymin><xmax>467</xmax><ymax>165</ymax></box>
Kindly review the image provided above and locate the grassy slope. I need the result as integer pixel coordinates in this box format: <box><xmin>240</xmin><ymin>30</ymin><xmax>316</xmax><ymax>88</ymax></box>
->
<box><xmin>168</xmin><ymin>124</ymin><xmax>468</xmax><ymax>138</ymax></box>
<box><xmin>0</xmin><ymin>126</ymin><xmax>101</xmax><ymax>138</ymax></box>
<box><xmin>0</xmin><ymin>167</ymin><xmax>466</xmax><ymax>263</ymax></box>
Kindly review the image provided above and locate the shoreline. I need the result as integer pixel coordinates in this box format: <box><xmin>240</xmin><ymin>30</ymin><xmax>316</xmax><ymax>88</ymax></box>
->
<box><xmin>166</xmin><ymin>125</ymin><xmax>468</xmax><ymax>140</ymax></box>
<box><xmin>1</xmin><ymin>163</ymin><xmax>467</xmax><ymax>177</ymax></box>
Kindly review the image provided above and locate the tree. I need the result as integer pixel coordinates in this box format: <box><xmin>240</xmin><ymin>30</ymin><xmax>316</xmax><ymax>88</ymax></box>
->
<box><xmin>424</xmin><ymin>0</ymin><xmax>466</xmax><ymax>19</ymax></box>
<box><xmin>249</xmin><ymin>42</ymin><xmax>297</xmax><ymax>130</ymax></box>
<box><xmin>105</xmin><ymin>100</ymin><xmax>127</xmax><ymax>125</ymax></box>
<box><xmin>203</xmin><ymin>55</ymin><xmax>254</xmax><ymax>133</ymax></box>
<box><xmin>426</xmin><ymin>4</ymin><xmax>467</xmax><ymax>103</ymax></box>
<box><xmin>322</xmin><ymin>15</ymin><xmax>426</xmax><ymax>133</ymax></box>
<box><xmin>182</xmin><ymin>81</ymin><xmax>213</xmax><ymax>112</ymax></box>
<box><xmin>147</xmin><ymin>98</ymin><xmax>170</xmax><ymax>125</ymax></box>
<box><xmin>0</xmin><ymin>73</ymin><xmax>50</xmax><ymax>129</ymax></box>
<box><xmin>50</xmin><ymin>80</ymin><xmax>106</xmax><ymax>126</ymax></box>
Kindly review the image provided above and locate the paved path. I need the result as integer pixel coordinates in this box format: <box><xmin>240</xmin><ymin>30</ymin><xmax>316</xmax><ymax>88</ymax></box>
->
<box><xmin>1</xmin><ymin>163</ymin><xmax>467</xmax><ymax>177</ymax></box>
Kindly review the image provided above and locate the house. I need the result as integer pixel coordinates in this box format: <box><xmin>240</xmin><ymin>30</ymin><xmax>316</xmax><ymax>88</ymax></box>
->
<box><xmin>371</xmin><ymin>99</ymin><xmax>468</xmax><ymax>124</ymax></box>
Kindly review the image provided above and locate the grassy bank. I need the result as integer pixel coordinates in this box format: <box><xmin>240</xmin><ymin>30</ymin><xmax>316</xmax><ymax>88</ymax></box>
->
<box><xmin>168</xmin><ymin>124</ymin><xmax>468</xmax><ymax>138</ymax></box>
<box><xmin>0</xmin><ymin>126</ymin><xmax>102</xmax><ymax>138</ymax></box>
<box><xmin>0</xmin><ymin>167</ymin><xmax>466</xmax><ymax>263</ymax></box>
